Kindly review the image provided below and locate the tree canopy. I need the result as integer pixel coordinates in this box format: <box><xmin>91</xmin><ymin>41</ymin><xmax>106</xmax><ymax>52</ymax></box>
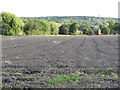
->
<box><xmin>1</xmin><ymin>12</ymin><xmax>24</xmax><ymax>35</ymax></box>
<box><xmin>0</xmin><ymin>12</ymin><xmax>119</xmax><ymax>36</ymax></box>
<box><xmin>69</xmin><ymin>22</ymin><xmax>79</xmax><ymax>35</ymax></box>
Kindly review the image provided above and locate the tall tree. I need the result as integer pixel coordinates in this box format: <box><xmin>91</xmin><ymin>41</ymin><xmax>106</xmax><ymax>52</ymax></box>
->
<box><xmin>1</xmin><ymin>12</ymin><xmax>24</xmax><ymax>35</ymax></box>
<box><xmin>39</xmin><ymin>20</ymin><xmax>51</xmax><ymax>35</ymax></box>
<box><xmin>112</xmin><ymin>22</ymin><xmax>120</xmax><ymax>34</ymax></box>
<box><xmin>59</xmin><ymin>23</ymin><xmax>70</xmax><ymax>35</ymax></box>
<box><xmin>23</xmin><ymin>20</ymin><xmax>39</xmax><ymax>35</ymax></box>
<box><xmin>100</xmin><ymin>24</ymin><xmax>110</xmax><ymax>34</ymax></box>
<box><xmin>82</xmin><ymin>28</ymin><xmax>89</xmax><ymax>35</ymax></box>
<box><xmin>50</xmin><ymin>22</ymin><xmax>60</xmax><ymax>35</ymax></box>
<box><xmin>69</xmin><ymin>22</ymin><xmax>79</xmax><ymax>35</ymax></box>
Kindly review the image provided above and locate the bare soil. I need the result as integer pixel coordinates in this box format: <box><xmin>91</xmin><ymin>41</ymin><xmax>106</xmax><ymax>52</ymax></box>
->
<box><xmin>2</xmin><ymin>35</ymin><xmax>119</xmax><ymax>88</ymax></box>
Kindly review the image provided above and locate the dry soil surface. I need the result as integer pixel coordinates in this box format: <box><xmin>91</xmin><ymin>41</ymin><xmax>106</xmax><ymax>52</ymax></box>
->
<box><xmin>2</xmin><ymin>35</ymin><xmax>119</xmax><ymax>88</ymax></box>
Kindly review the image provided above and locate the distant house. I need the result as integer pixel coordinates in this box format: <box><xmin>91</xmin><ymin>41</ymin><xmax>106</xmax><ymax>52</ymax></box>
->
<box><xmin>92</xmin><ymin>29</ymin><xmax>102</xmax><ymax>35</ymax></box>
<box><xmin>76</xmin><ymin>30</ymin><xmax>83</xmax><ymax>34</ymax></box>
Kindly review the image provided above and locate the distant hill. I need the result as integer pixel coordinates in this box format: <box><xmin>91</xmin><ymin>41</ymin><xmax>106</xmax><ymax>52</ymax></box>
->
<box><xmin>20</xmin><ymin>16</ymin><xmax>119</xmax><ymax>26</ymax></box>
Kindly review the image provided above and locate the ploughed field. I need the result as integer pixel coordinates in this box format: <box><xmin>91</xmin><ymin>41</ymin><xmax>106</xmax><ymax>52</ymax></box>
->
<box><xmin>2</xmin><ymin>35</ymin><xmax>118</xmax><ymax>88</ymax></box>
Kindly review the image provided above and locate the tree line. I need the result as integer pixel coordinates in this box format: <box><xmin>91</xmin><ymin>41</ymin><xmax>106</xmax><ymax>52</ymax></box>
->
<box><xmin>21</xmin><ymin>16</ymin><xmax>118</xmax><ymax>25</ymax></box>
<box><xmin>0</xmin><ymin>12</ymin><xmax>120</xmax><ymax>36</ymax></box>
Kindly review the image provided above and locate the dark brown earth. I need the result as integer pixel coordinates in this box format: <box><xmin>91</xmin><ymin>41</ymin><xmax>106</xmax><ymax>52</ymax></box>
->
<box><xmin>2</xmin><ymin>35</ymin><xmax>119</xmax><ymax>88</ymax></box>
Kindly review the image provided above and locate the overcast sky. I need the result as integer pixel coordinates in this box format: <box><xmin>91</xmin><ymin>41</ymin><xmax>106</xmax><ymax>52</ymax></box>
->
<box><xmin>0</xmin><ymin>0</ymin><xmax>119</xmax><ymax>18</ymax></box>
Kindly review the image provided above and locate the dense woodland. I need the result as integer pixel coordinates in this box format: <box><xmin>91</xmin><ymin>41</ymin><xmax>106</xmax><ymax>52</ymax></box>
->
<box><xmin>0</xmin><ymin>12</ymin><xmax>120</xmax><ymax>36</ymax></box>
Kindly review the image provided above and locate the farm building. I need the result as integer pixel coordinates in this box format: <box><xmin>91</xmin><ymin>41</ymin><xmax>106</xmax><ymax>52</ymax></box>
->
<box><xmin>92</xmin><ymin>29</ymin><xmax>102</xmax><ymax>35</ymax></box>
<box><xmin>76</xmin><ymin>30</ymin><xmax>83</xmax><ymax>34</ymax></box>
